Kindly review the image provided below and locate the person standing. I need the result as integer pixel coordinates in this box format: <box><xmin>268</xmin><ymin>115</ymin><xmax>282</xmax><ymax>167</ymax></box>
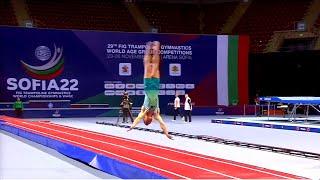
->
<box><xmin>184</xmin><ymin>94</ymin><xmax>192</xmax><ymax>122</ymax></box>
<box><xmin>254</xmin><ymin>93</ymin><xmax>262</xmax><ymax>116</ymax></box>
<box><xmin>173</xmin><ymin>94</ymin><xmax>183</xmax><ymax>121</ymax></box>
<box><xmin>120</xmin><ymin>92</ymin><xmax>134</xmax><ymax>123</ymax></box>
<box><xmin>13</xmin><ymin>97</ymin><xmax>24</xmax><ymax>118</ymax></box>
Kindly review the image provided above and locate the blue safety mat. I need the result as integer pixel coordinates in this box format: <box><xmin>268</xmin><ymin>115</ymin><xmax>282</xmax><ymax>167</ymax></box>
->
<box><xmin>0</xmin><ymin>123</ymin><xmax>166</xmax><ymax>179</ymax></box>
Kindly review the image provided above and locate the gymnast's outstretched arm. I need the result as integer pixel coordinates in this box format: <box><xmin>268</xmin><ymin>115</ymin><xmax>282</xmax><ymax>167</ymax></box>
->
<box><xmin>154</xmin><ymin>112</ymin><xmax>173</xmax><ymax>140</ymax></box>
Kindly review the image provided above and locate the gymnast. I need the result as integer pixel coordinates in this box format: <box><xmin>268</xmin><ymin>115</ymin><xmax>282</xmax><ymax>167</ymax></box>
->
<box><xmin>127</xmin><ymin>41</ymin><xmax>173</xmax><ymax>140</ymax></box>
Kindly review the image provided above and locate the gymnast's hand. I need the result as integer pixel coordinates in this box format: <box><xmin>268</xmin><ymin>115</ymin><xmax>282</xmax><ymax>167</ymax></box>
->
<box><xmin>167</xmin><ymin>134</ymin><xmax>174</xmax><ymax>140</ymax></box>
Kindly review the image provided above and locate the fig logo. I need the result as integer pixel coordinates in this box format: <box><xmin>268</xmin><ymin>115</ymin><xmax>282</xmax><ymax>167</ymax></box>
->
<box><xmin>21</xmin><ymin>44</ymin><xmax>64</xmax><ymax>80</ymax></box>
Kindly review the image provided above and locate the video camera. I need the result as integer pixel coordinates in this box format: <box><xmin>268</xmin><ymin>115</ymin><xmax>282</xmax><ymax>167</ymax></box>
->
<box><xmin>121</xmin><ymin>92</ymin><xmax>132</xmax><ymax>109</ymax></box>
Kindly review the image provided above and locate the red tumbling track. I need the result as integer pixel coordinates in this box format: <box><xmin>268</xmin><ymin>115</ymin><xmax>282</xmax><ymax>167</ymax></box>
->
<box><xmin>1</xmin><ymin>116</ymin><xmax>305</xmax><ymax>179</ymax></box>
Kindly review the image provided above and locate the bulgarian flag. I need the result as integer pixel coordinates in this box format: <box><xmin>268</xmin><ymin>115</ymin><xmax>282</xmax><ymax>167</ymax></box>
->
<box><xmin>217</xmin><ymin>35</ymin><xmax>249</xmax><ymax>106</ymax></box>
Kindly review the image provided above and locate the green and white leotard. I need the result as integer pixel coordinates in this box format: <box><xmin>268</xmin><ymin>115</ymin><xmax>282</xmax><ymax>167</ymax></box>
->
<box><xmin>143</xmin><ymin>77</ymin><xmax>160</xmax><ymax>110</ymax></box>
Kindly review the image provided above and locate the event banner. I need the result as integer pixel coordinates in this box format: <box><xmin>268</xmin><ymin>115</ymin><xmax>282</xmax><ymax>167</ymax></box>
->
<box><xmin>0</xmin><ymin>27</ymin><xmax>248</xmax><ymax>109</ymax></box>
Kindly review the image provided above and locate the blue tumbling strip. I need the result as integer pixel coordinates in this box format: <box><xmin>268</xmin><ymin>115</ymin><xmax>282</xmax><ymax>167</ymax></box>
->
<box><xmin>211</xmin><ymin>119</ymin><xmax>320</xmax><ymax>133</ymax></box>
<box><xmin>0</xmin><ymin>123</ymin><xmax>166</xmax><ymax>179</ymax></box>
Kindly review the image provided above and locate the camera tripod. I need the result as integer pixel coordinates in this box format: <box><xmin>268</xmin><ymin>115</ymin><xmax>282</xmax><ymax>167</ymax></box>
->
<box><xmin>116</xmin><ymin>107</ymin><xmax>134</xmax><ymax>125</ymax></box>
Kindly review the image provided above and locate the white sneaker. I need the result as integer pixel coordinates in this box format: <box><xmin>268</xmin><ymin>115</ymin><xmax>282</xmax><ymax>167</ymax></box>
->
<box><xmin>181</xmin><ymin>117</ymin><xmax>185</xmax><ymax>121</ymax></box>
